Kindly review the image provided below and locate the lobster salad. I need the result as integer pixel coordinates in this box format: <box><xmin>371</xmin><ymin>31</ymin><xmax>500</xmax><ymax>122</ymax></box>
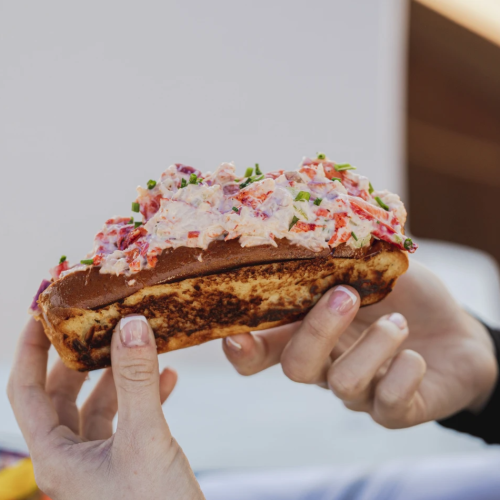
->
<box><xmin>53</xmin><ymin>154</ymin><xmax>417</xmax><ymax>279</ymax></box>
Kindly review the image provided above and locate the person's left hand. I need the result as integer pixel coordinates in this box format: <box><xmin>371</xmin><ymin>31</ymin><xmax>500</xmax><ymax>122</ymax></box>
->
<box><xmin>222</xmin><ymin>261</ymin><xmax>497</xmax><ymax>429</ymax></box>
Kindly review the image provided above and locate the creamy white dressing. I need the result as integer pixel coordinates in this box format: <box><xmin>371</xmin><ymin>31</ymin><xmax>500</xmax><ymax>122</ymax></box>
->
<box><xmin>80</xmin><ymin>156</ymin><xmax>416</xmax><ymax>276</ymax></box>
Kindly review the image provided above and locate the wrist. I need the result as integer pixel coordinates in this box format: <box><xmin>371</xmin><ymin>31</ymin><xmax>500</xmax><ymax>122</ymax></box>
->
<box><xmin>464</xmin><ymin>314</ymin><xmax>498</xmax><ymax>413</ymax></box>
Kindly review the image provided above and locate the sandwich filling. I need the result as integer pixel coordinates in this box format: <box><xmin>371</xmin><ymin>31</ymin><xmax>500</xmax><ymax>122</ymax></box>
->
<box><xmin>58</xmin><ymin>155</ymin><xmax>417</xmax><ymax>279</ymax></box>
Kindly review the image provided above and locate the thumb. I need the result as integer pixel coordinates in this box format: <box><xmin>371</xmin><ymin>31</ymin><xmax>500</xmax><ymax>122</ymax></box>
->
<box><xmin>111</xmin><ymin>315</ymin><xmax>168</xmax><ymax>437</ymax></box>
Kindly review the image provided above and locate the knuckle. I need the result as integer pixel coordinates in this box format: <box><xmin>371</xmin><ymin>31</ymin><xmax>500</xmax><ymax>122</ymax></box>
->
<box><xmin>377</xmin><ymin>387</ymin><xmax>408</xmax><ymax>412</ymax></box>
<box><xmin>303</xmin><ymin>316</ymin><xmax>331</xmax><ymax>344</ymax></box>
<box><xmin>229</xmin><ymin>352</ymin><xmax>263</xmax><ymax>377</ymax></box>
<box><xmin>118</xmin><ymin>358</ymin><xmax>155</xmax><ymax>386</ymax></box>
<box><xmin>329</xmin><ymin>373</ymin><xmax>361</xmax><ymax>400</ymax></box>
<box><xmin>371</xmin><ymin>411</ymin><xmax>409</xmax><ymax>430</ymax></box>
<box><xmin>343</xmin><ymin>399</ymin><xmax>370</xmax><ymax>413</ymax></box>
<box><xmin>234</xmin><ymin>363</ymin><xmax>258</xmax><ymax>377</ymax></box>
<box><xmin>281</xmin><ymin>358</ymin><xmax>315</xmax><ymax>384</ymax></box>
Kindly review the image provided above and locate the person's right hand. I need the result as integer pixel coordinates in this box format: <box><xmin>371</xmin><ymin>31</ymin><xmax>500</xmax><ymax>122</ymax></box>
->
<box><xmin>223</xmin><ymin>260</ymin><xmax>498</xmax><ymax>429</ymax></box>
<box><xmin>8</xmin><ymin>315</ymin><xmax>205</xmax><ymax>500</ymax></box>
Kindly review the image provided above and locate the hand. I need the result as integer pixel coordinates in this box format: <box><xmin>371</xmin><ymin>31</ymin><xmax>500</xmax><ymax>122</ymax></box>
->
<box><xmin>8</xmin><ymin>316</ymin><xmax>204</xmax><ymax>500</ymax></box>
<box><xmin>223</xmin><ymin>261</ymin><xmax>498</xmax><ymax>429</ymax></box>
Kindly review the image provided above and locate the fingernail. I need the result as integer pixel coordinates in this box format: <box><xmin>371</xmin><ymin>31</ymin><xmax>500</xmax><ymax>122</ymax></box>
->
<box><xmin>225</xmin><ymin>336</ymin><xmax>242</xmax><ymax>352</ymax></box>
<box><xmin>328</xmin><ymin>286</ymin><xmax>358</xmax><ymax>315</ymax></box>
<box><xmin>387</xmin><ymin>313</ymin><xmax>407</xmax><ymax>330</ymax></box>
<box><xmin>119</xmin><ymin>316</ymin><xmax>150</xmax><ymax>347</ymax></box>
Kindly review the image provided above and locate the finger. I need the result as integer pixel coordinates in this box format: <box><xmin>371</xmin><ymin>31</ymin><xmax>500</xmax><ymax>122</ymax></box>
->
<box><xmin>159</xmin><ymin>367</ymin><xmax>178</xmax><ymax>403</ymax></box>
<box><xmin>328</xmin><ymin>313</ymin><xmax>409</xmax><ymax>408</ymax></box>
<box><xmin>81</xmin><ymin>366</ymin><xmax>176</xmax><ymax>441</ymax></box>
<box><xmin>372</xmin><ymin>349</ymin><xmax>427</xmax><ymax>428</ymax></box>
<box><xmin>222</xmin><ymin>322</ymin><xmax>299</xmax><ymax>376</ymax></box>
<box><xmin>111</xmin><ymin>315</ymin><xmax>170</xmax><ymax>441</ymax></box>
<box><xmin>7</xmin><ymin>318</ymin><xmax>61</xmax><ymax>448</ymax></box>
<box><xmin>281</xmin><ymin>286</ymin><xmax>360</xmax><ymax>384</ymax></box>
<box><xmin>46</xmin><ymin>359</ymin><xmax>87</xmax><ymax>435</ymax></box>
<box><xmin>80</xmin><ymin>368</ymin><xmax>117</xmax><ymax>441</ymax></box>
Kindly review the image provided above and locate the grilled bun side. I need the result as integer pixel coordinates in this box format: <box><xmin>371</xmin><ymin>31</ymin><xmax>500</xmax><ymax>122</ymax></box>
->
<box><xmin>37</xmin><ymin>240</ymin><xmax>408</xmax><ymax>371</ymax></box>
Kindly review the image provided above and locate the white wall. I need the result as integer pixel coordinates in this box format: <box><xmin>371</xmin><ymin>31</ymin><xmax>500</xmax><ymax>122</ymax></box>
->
<box><xmin>3</xmin><ymin>1</ymin><xmax>493</xmax><ymax>472</ymax></box>
<box><xmin>0</xmin><ymin>0</ymin><xmax>407</xmax><ymax>361</ymax></box>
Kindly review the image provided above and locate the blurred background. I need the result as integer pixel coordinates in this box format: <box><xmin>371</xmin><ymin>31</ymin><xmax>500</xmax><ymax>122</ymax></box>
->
<box><xmin>1</xmin><ymin>0</ymin><xmax>500</xmax><ymax>478</ymax></box>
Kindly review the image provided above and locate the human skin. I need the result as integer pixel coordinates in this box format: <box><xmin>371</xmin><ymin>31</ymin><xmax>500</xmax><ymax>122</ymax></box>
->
<box><xmin>8</xmin><ymin>316</ymin><xmax>204</xmax><ymax>500</ymax></box>
<box><xmin>223</xmin><ymin>260</ymin><xmax>498</xmax><ymax>428</ymax></box>
<box><xmin>8</xmin><ymin>261</ymin><xmax>498</xmax><ymax>499</ymax></box>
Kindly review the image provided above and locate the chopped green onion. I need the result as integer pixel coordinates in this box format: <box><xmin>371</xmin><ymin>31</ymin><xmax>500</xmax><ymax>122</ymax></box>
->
<box><xmin>331</xmin><ymin>177</ymin><xmax>342</xmax><ymax>182</ymax></box>
<box><xmin>314</xmin><ymin>198</ymin><xmax>322</xmax><ymax>206</ymax></box>
<box><xmin>289</xmin><ymin>215</ymin><xmax>300</xmax><ymax>230</ymax></box>
<box><xmin>369</xmin><ymin>182</ymin><xmax>374</xmax><ymax>194</ymax></box>
<box><xmin>239</xmin><ymin>174</ymin><xmax>264</xmax><ymax>189</ymax></box>
<box><xmin>128</xmin><ymin>217</ymin><xmax>134</xmax><ymax>224</ymax></box>
<box><xmin>351</xmin><ymin>232</ymin><xmax>358</xmax><ymax>241</ymax></box>
<box><xmin>59</xmin><ymin>255</ymin><xmax>67</xmax><ymax>264</ymax></box>
<box><xmin>404</xmin><ymin>238</ymin><xmax>413</xmax><ymax>250</ymax></box>
<box><xmin>335</xmin><ymin>163</ymin><xmax>356</xmax><ymax>171</ymax></box>
<box><xmin>232</xmin><ymin>207</ymin><xmax>239</xmax><ymax>213</ymax></box>
<box><xmin>294</xmin><ymin>191</ymin><xmax>310</xmax><ymax>202</ymax></box>
<box><xmin>255</xmin><ymin>163</ymin><xmax>262</xmax><ymax>175</ymax></box>
<box><xmin>317</xmin><ymin>153</ymin><xmax>326</xmax><ymax>160</ymax></box>
<box><xmin>147</xmin><ymin>179</ymin><xmax>157</xmax><ymax>190</ymax></box>
<box><xmin>375</xmin><ymin>196</ymin><xmax>390</xmax><ymax>211</ymax></box>
<box><xmin>131</xmin><ymin>202</ymin><xmax>140</xmax><ymax>213</ymax></box>
<box><xmin>134</xmin><ymin>221</ymin><xmax>142</xmax><ymax>228</ymax></box>
<box><xmin>244</xmin><ymin>167</ymin><xmax>254</xmax><ymax>178</ymax></box>
<box><xmin>80</xmin><ymin>259</ymin><xmax>94</xmax><ymax>265</ymax></box>
<box><xmin>376</xmin><ymin>220</ymin><xmax>380</xmax><ymax>224</ymax></box>
<box><xmin>185</xmin><ymin>174</ymin><xmax>203</xmax><ymax>185</ymax></box>
<box><xmin>295</xmin><ymin>205</ymin><xmax>308</xmax><ymax>220</ymax></box>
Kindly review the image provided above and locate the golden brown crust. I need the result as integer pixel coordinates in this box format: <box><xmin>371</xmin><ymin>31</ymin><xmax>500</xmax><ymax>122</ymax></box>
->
<box><xmin>37</xmin><ymin>240</ymin><xmax>408</xmax><ymax>371</ymax></box>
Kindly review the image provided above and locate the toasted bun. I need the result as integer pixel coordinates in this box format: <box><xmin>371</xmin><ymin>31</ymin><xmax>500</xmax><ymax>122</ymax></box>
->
<box><xmin>37</xmin><ymin>239</ymin><xmax>408</xmax><ymax>371</ymax></box>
